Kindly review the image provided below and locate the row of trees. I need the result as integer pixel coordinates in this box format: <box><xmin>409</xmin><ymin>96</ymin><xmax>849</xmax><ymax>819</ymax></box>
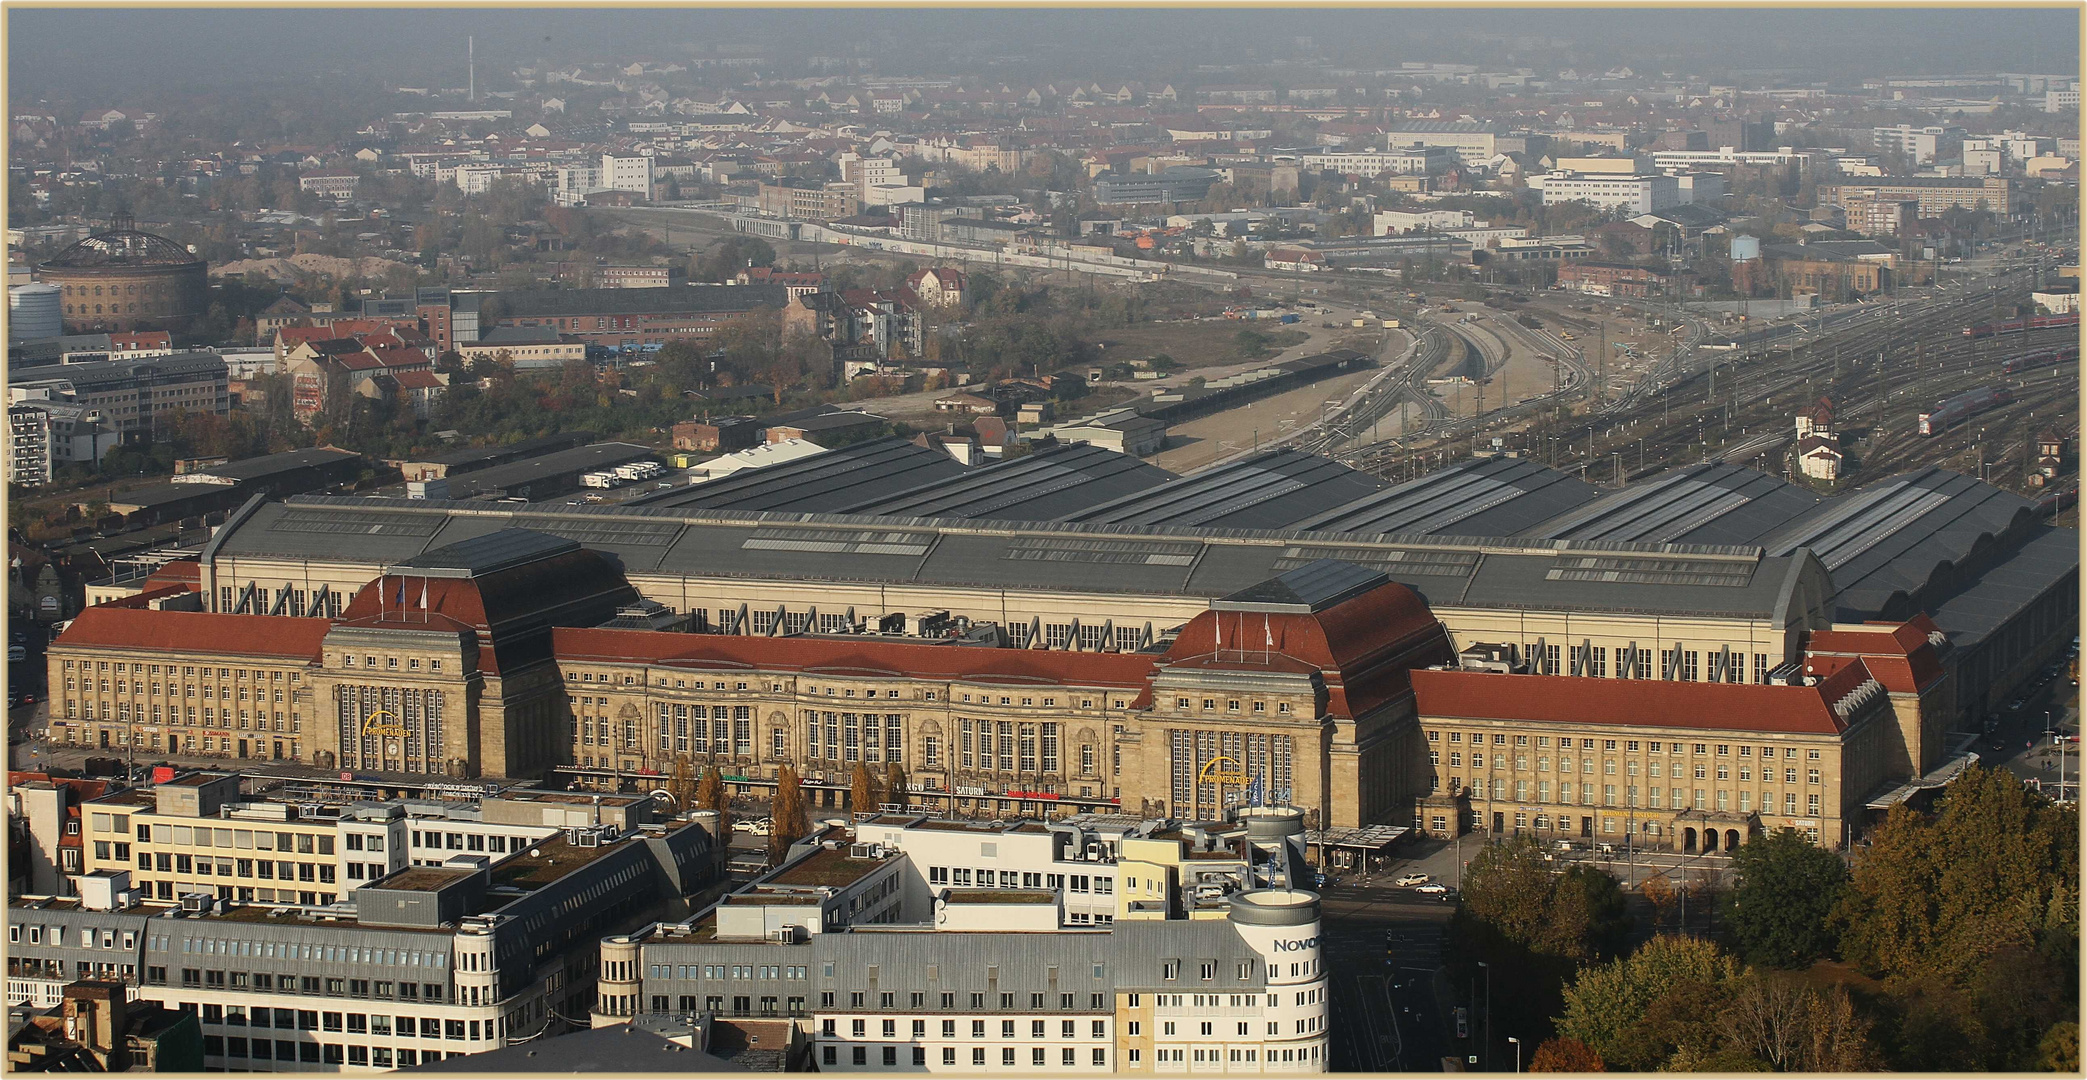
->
<box><xmin>1510</xmin><ymin>765</ymin><xmax>2079</xmax><ymax>1072</ymax></box>
<box><xmin>663</xmin><ymin>758</ymin><xmax>909</xmax><ymax>865</ymax></box>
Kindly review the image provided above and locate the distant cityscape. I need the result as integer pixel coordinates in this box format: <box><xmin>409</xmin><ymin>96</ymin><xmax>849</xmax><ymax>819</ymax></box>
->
<box><xmin>5</xmin><ymin>6</ymin><xmax>2080</xmax><ymax>1076</ymax></box>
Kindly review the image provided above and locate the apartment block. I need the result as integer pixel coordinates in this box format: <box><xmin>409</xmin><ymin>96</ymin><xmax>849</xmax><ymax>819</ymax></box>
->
<box><xmin>1533</xmin><ymin>172</ymin><xmax>1681</xmax><ymax>215</ymax></box>
<box><xmin>1817</xmin><ymin>176</ymin><xmax>2016</xmax><ymax>217</ymax></box>
<box><xmin>1297</xmin><ymin>146</ymin><xmax>1450</xmax><ymax>177</ymax></box>
<box><xmin>15</xmin><ymin>800</ymin><xmax>720</xmax><ymax>1073</ymax></box>
<box><xmin>1871</xmin><ymin>124</ymin><xmax>1964</xmax><ymax>166</ymax></box>
<box><xmin>73</xmin><ymin>775</ymin><xmax>661</xmax><ymax>908</ymax></box>
<box><xmin>601</xmin><ymin>152</ymin><xmax>654</xmax><ymax>196</ymax></box>
<box><xmin>7</xmin><ymin>353</ymin><xmax>229</xmax><ymax>437</ymax></box>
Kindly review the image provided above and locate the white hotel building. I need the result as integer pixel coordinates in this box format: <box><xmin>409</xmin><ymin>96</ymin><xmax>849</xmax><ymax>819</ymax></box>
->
<box><xmin>594</xmin><ymin>808</ymin><xmax>1331</xmax><ymax>1074</ymax></box>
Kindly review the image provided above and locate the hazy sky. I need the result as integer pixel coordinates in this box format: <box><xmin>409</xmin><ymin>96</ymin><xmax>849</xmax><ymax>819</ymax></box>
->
<box><xmin>8</xmin><ymin>7</ymin><xmax>2079</xmax><ymax>102</ymax></box>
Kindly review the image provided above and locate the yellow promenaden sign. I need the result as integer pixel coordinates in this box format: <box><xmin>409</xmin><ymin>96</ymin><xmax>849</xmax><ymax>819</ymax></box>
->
<box><xmin>1199</xmin><ymin>756</ymin><xmax>1249</xmax><ymax>785</ymax></box>
<box><xmin>361</xmin><ymin>710</ymin><xmax>409</xmax><ymax>740</ymax></box>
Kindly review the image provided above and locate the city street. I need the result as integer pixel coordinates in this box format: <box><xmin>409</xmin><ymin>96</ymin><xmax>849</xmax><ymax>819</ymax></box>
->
<box><xmin>1322</xmin><ymin>877</ymin><xmax>1455</xmax><ymax>1072</ymax></box>
<box><xmin>1974</xmin><ymin>654</ymin><xmax>2080</xmax><ymax>799</ymax></box>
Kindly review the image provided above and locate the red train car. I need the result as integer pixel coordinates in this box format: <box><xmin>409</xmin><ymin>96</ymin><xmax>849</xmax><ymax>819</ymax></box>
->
<box><xmin>1919</xmin><ymin>386</ymin><xmax>2014</xmax><ymax>436</ymax></box>
<box><xmin>1964</xmin><ymin>312</ymin><xmax>2081</xmax><ymax>338</ymax></box>
<box><xmin>2001</xmin><ymin>344</ymin><xmax>2080</xmax><ymax>374</ymax></box>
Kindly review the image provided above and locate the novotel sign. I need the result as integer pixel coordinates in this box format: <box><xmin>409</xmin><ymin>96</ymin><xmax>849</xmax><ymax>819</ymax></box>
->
<box><xmin>1270</xmin><ymin>936</ymin><xmax>1319</xmax><ymax>953</ymax></box>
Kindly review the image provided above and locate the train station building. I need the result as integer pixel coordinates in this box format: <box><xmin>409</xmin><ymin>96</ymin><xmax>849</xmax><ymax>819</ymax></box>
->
<box><xmin>50</xmin><ymin>448</ymin><xmax>2074</xmax><ymax>848</ymax></box>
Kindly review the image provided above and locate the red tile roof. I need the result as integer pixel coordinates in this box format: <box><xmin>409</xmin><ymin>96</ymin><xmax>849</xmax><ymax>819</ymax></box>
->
<box><xmin>303</xmin><ymin>338</ymin><xmax>370</xmax><ymax>357</ymax></box>
<box><xmin>1804</xmin><ymin>617</ymin><xmax>1947</xmax><ymax>694</ymax></box>
<box><xmin>390</xmin><ymin>369</ymin><xmax>447</xmax><ymax>390</ymax></box>
<box><xmin>55</xmin><ymin>608</ymin><xmax>330</xmax><ymax>662</ymax></box>
<box><xmin>1164</xmin><ymin>581</ymin><xmax>1453</xmax><ymax>719</ymax></box>
<box><xmin>279</xmin><ymin>326</ymin><xmax>346</xmax><ymax>348</ymax></box>
<box><xmin>1410</xmin><ymin>663</ymin><xmax>1887</xmax><ymax>736</ymax></box>
<box><xmin>108</xmin><ymin>331</ymin><xmax>172</xmax><ymax>350</ymax></box>
<box><xmin>341</xmin><ymin>576</ymin><xmax>492</xmax><ymax>629</ymax></box>
<box><xmin>364</xmin><ymin>345</ymin><xmax>431</xmax><ymax>369</ymax></box>
<box><xmin>144</xmin><ymin>559</ymin><xmax>201</xmax><ymax>587</ymax></box>
<box><xmin>99</xmin><ymin>583</ymin><xmax>197</xmax><ymax>610</ymax></box>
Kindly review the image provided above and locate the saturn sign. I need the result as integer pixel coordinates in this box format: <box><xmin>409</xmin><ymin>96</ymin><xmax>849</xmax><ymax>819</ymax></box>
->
<box><xmin>361</xmin><ymin>710</ymin><xmax>409</xmax><ymax>740</ymax></box>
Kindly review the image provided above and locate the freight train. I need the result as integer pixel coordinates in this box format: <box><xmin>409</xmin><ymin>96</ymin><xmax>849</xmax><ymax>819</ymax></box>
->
<box><xmin>1961</xmin><ymin>312</ymin><xmax>2081</xmax><ymax>338</ymax></box>
<box><xmin>1918</xmin><ymin>386</ymin><xmax>2015</xmax><ymax>436</ymax></box>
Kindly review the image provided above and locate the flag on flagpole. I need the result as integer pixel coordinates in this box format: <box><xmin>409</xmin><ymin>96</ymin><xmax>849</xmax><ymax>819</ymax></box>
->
<box><xmin>419</xmin><ymin>578</ymin><xmax>429</xmax><ymax>611</ymax></box>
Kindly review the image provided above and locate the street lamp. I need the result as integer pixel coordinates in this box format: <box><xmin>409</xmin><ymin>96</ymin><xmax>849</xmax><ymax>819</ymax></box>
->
<box><xmin>1477</xmin><ymin>960</ymin><xmax>1491</xmax><ymax>1071</ymax></box>
<box><xmin>1508</xmin><ymin>1036</ymin><xmax>1522</xmax><ymax>1073</ymax></box>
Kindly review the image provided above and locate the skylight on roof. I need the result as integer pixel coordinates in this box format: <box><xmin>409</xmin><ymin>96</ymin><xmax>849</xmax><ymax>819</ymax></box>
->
<box><xmin>1273</xmin><ymin>545</ymin><xmax>1478</xmax><ymax>575</ymax></box>
<box><xmin>511</xmin><ymin>516</ymin><xmax>682</xmax><ymax>547</ymax></box>
<box><xmin>1003</xmin><ymin>536</ymin><xmax>1200</xmax><ymax>566</ymax></box>
<box><xmin>1546</xmin><ymin>555</ymin><xmax>1755</xmax><ymax>587</ymax></box>
<box><xmin>268</xmin><ymin>512</ymin><xmax>445</xmax><ymax>538</ymax></box>
<box><xmin>743</xmin><ymin>528</ymin><xmax>934</xmax><ymax>557</ymax></box>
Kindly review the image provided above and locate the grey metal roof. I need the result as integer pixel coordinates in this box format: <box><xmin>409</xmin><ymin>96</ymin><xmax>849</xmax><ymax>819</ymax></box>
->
<box><xmin>405</xmin><ymin>1022</ymin><xmax>745</xmax><ymax>1073</ymax></box>
<box><xmin>472</xmin><ymin>325</ymin><xmax>565</xmax><ymax>346</ymax></box>
<box><xmin>440</xmin><ymin>442</ymin><xmax>656</xmax><ymax>500</ymax></box>
<box><xmin>1524</xmin><ymin>462</ymin><xmax>1821</xmax><ymax>547</ymax></box>
<box><xmin>217</xmin><ymin>494</ymin><xmax>1803</xmax><ymax>619</ymax></box>
<box><xmin>1067</xmin><ymin>451</ymin><xmax>1390</xmax><ymax>531</ymax></box>
<box><xmin>5</xmin><ymin>902</ymin><xmax>153</xmax><ymax>970</ymax></box>
<box><xmin>407</xmin><ymin>432</ymin><xmax>596</xmax><ymax>470</ymax></box>
<box><xmin>1294</xmin><ymin>455</ymin><xmax>1600</xmax><ymax>538</ymax></box>
<box><xmin>634</xmin><ymin>438</ymin><xmax>968</xmax><ymax>514</ymax></box>
<box><xmin>188</xmin><ymin>446</ymin><xmax>361</xmax><ymax>483</ymax></box>
<box><xmin>1922</xmin><ymin>526</ymin><xmax>2079</xmax><ymax>651</ymax></box>
<box><xmin>105</xmin><ymin>482</ymin><xmax>246</xmax><ymax>510</ymax></box>
<box><xmin>816</xmin><ymin>921</ymin><xmax>1259</xmax><ymax>994</ymax></box>
<box><xmin>1760</xmin><ymin>467</ymin><xmax>2041</xmax><ymax>621</ymax></box>
<box><xmin>833</xmin><ymin>443</ymin><xmax>1178</xmax><ymax>522</ymax></box>
<box><xmin>1213</xmin><ymin>559</ymin><xmax>1389</xmax><ymax>614</ymax></box>
<box><xmin>9</xmin><ymin>352</ymin><xmax>227</xmax><ymax>389</ymax></box>
<box><xmin>398</xmin><ymin>528</ymin><xmax>580</xmax><ymax>576</ymax></box>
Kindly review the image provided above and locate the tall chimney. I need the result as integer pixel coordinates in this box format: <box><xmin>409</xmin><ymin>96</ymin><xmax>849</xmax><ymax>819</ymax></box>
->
<box><xmin>468</xmin><ymin>36</ymin><xmax>476</xmax><ymax>102</ymax></box>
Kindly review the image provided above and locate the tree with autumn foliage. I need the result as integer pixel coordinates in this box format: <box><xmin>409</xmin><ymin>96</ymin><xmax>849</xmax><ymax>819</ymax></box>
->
<box><xmin>1828</xmin><ymin>763</ymin><xmax>2078</xmax><ymax>1069</ymax></box>
<box><xmin>1529</xmin><ymin>1037</ymin><xmax>1604</xmax><ymax>1072</ymax></box>
<box><xmin>696</xmin><ymin>764</ymin><xmax>731</xmax><ymax>837</ymax></box>
<box><xmin>850</xmin><ymin>762</ymin><xmax>877</xmax><ymax>815</ymax></box>
<box><xmin>1450</xmin><ymin>837</ymin><xmax>1630</xmax><ymax>1068</ymax></box>
<box><xmin>770</xmin><ymin>764</ymin><xmax>809</xmax><ymax>864</ymax></box>
<box><xmin>666</xmin><ymin>756</ymin><xmax>696</xmax><ymax>816</ymax></box>
<box><xmin>884</xmin><ymin>762</ymin><xmax>909</xmax><ymax>809</ymax></box>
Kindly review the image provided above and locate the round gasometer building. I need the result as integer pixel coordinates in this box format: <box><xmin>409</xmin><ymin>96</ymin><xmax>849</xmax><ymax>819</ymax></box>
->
<box><xmin>38</xmin><ymin>216</ymin><xmax>208</xmax><ymax>333</ymax></box>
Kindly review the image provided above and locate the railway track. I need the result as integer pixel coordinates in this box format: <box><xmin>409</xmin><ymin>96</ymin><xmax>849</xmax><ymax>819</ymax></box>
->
<box><xmin>1325</xmin><ymin>261</ymin><xmax>2075</xmax><ymax>486</ymax></box>
<box><xmin>1340</xmin><ymin>314</ymin><xmax>1595</xmax><ymax>471</ymax></box>
<box><xmin>1291</xmin><ymin>326</ymin><xmax>1452</xmax><ymax>456</ymax></box>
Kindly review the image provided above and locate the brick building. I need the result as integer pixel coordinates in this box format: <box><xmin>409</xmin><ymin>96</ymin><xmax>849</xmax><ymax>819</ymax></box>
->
<box><xmin>1556</xmin><ymin>261</ymin><xmax>1671</xmax><ymax>298</ymax></box>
